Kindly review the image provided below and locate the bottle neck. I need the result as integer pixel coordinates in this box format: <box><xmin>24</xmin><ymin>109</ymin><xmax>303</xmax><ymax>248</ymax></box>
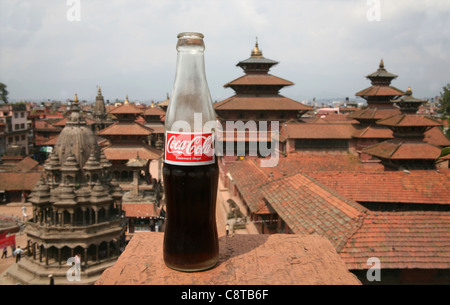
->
<box><xmin>166</xmin><ymin>43</ymin><xmax>215</xmax><ymax>131</ymax></box>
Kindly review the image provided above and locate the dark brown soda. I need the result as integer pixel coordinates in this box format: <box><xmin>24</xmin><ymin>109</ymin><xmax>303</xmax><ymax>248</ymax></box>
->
<box><xmin>162</xmin><ymin>161</ymin><xmax>219</xmax><ymax>272</ymax></box>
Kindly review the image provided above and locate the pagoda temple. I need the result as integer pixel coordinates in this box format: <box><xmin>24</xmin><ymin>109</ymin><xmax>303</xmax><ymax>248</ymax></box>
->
<box><xmin>363</xmin><ymin>87</ymin><xmax>446</xmax><ymax>169</ymax></box>
<box><xmin>349</xmin><ymin>59</ymin><xmax>405</xmax><ymax>122</ymax></box>
<box><xmin>6</xmin><ymin>94</ymin><xmax>126</xmax><ymax>285</ymax></box>
<box><xmin>215</xmin><ymin>39</ymin><xmax>311</xmax><ymax>156</ymax></box>
<box><xmin>347</xmin><ymin>60</ymin><xmax>405</xmax><ymax>158</ymax></box>
<box><xmin>97</xmin><ymin>96</ymin><xmax>162</xmax><ymax>185</ymax></box>
<box><xmin>141</xmin><ymin>102</ymin><xmax>165</xmax><ymax>150</ymax></box>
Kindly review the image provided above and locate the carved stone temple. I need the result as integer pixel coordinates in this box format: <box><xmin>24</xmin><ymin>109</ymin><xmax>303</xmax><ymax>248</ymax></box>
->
<box><xmin>6</xmin><ymin>94</ymin><xmax>127</xmax><ymax>285</ymax></box>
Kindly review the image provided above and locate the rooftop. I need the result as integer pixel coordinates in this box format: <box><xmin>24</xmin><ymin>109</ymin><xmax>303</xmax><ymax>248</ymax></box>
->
<box><xmin>215</xmin><ymin>95</ymin><xmax>312</xmax><ymax>111</ymax></box>
<box><xmin>307</xmin><ymin>170</ymin><xmax>450</xmax><ymax>205</ymax></box>
<box><xmin>260</xmin><ymin>173</ymin><xmax>367</xmax><ymax>251</ymax></box>
<box><xmin>95</xmin><ymin>232</ymin><xmax>361</xmax><ymax>285</ymax></box>
<box><xmin>224</xmin><ymin>74</ymin><xmax>294</xmax><ymax>88</ymax></box>
<box><xmin>340</xmin><ymin>211</ymin><xmax>450</xmax><ymax>270</ymax></box>
<box><xmin>280</xmin><ymin>122</ymin><xmax>357</xmax><ymax>140</ymax></box>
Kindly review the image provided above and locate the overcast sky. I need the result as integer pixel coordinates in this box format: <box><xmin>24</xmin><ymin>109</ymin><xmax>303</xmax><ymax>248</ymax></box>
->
<box><xmin>0</xmin><ymin>0</ymin><xmax>449</xmax><ymax>104</ymax></box>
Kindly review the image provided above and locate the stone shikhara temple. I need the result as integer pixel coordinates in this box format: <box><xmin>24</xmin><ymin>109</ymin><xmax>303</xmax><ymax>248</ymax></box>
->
<box><xmin>8</xmin><ymin>95</ymin><xmax>127</xmax><ymax>285</ymax></box>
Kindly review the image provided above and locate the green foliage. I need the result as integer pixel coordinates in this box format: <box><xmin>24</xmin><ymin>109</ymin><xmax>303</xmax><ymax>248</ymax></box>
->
<box><xmin>436</xmin><ymin>147</ymin><xmax>450</xmax><ymax>164</ymax></box>
<box><xmin>0</xmin><ymin>82</ymin><xmax>8</xmax><ymax>104</ymax></box>
<box><xmin>438</xmin><ymin>83</ymin><xmax>450</xmax><ymax>118</ymax></box>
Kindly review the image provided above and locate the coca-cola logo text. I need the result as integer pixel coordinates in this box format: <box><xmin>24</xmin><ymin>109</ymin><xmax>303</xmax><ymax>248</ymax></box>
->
<box><xmin>167</xmin><ymin>133</ymin><xmax>213</xmax><ymax>157</ymax></box>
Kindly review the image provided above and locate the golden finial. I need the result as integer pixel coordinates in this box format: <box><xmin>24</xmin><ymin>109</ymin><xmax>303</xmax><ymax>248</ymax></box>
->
<box><xmin>74</xmin><ymin>93</ymin><xmax>79</xmax><ymax>102</ymax></box>
<box><xmin>379</xmin><ymin>58</ymin><xmax>384</xmax><ymax>68</ymax></box>
<box><xmin>151</xmin><ymin>100</ymin><xmax>155</xmax><ymax>108</ymax></box>
<box><xmin>97</xmin><ymin>86</ymin><xmax>102</xmax><ymax>95</ymax></box>
<box><xmin>251</xmin><ymin>37</ymin><xmax>262</xmax><ymax>57</ymax></box>
<box><xmin>124</xmin><ymin>95</ymin><xmax>129</xmax><ymax>104</ymax></box>
<box><xmin>406</xmin><ymin>86</ymin><xmax>412</xmax><ymax>95</ymax></box>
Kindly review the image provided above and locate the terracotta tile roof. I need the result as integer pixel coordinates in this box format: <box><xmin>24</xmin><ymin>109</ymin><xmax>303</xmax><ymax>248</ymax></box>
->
<box><xmin>52</xmin><ymin>116</ymin><xmax>96</xmax><ymax>127</ymax></box>
<box><xmin>143</xmin><ymin>123</ymin><xmax>165</xmax><ymax>134</ymax></box>
<box><xmin>14</xmin><ymin>156</ymin><xmax>40</xmax><ymax>172</ymax></box>
<box><xmin>217</xmin><ymin>130</ymin><xmax>273</xmax><ymax>142</ymax></box>
<box><xmin>35</xmin><ymin>135</ymin><xmax>59</xmax><ymax>146</ymax></box>
<box><xmin>340</xmin><ymin>211</ymin><xmax>450</xmax><ymax>270</ymax></box>
<box><xmin>157</xmin><ymin>99</ymin><xmax>169</xmax><ymax>107</ymax></box>
<box><xmin>224</xmin><ymin>74</ymin><xmax>294</xmax><ymax>87</ymax></box>
<box><xmin>425</xmin><ymin>126</ymin><xmax>450</xmax><ymax>147</ymax></box>
<box><xmin>347</xmin><ymin>106</ymin><xmax>401</xmax><ymax>120</ymax></box>
<box><xmin>215</xmin><ymin>95</ymin><xmax>312</xmax><ymax>111</ymax></box>
<box><xmin>123</xmin><ymin>203</ymin><xmax>161</xmax><ymax>218</ymax></box>
<box><xmin>97</xmin><ymin>122</ymin><xmax>153</xmax><ymax>136</ymax></box>
<box><xmin>308</xmin><ymin>170</ymin><xmax>450</xmax><ymax>205</ymax></box>
<box><xmin>355</xmin><ymin>85</ymin><xmax>404</xmax><ymax>97</ymax></box>
<box><xmin>275</xmin><ymin>153</ymin><xmax>367</xmax><ymax>174</ymax></box>
<box><xmin>34</xmin><ymin>120</ymin><xmax>62</xmax><ymax>131</ymax></box>
<box><xmin>40</xmin><ymin>135</ymin><xmax>58</xmax><ymax>146</ymax></box>
<box><xmin>281</xmin><ymin>123</ymin><xmax>356</xmax><ymax>140</ymax></box>
<box><xmin>108</xmin><ymin>103</ymin><xmax>142</xmax><ymax>115</ymax></box>
<box><xmin>351</xmin><ymin>125</ymin><xmax>393</xmax><ymax>139</ymax></box>
<box><xmin>142</xmin><ymin>107</ymin><xmax>165</xmax><ymax>116</ymax></box>
<box><xmin>260</xmin><ymin>173</ymin><xmax>367</xmax><ymax>250</ymax></box>
<box><xmin>318</xmin><ymin>113</ymin><xmax>359</xmax><ymax>123</ymax></box>
<box><xmin>0</xmin><ymin>172</ymin><xmax>42</xmax><ymax>191</ymax></box>
<box><xmin>227</xmin><ymin>160</ymin><xmax>273</xmax><ymax>214</ymax></box>
<box><xmin>377</xmin><ymin>114</ymin><xmax>443</xmax><ymax>127</ymax></box>
<box><xmin>362</xmin><ymin>140</ymin><xmax>443</xmax><ymax>160</ymax></box>
<box><xmin>103</xmin><ymin>144</ymin><xmax>162</xmax><ymax>161</ymax></box>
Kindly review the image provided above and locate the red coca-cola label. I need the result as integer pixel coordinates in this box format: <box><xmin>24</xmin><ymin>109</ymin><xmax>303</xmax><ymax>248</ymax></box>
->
<box><xmin>165</xmin><ymin>131</ymin><xmax>215</xmax><ymax>166</ymax></box>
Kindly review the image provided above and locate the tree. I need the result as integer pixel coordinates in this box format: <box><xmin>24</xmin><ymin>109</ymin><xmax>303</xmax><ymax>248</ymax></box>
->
<box><xmin>0</xmin><ymin>82</ymin><xmax>8</xmax><ymax>104</ymax></box>
<box><xmin>436</xmin><ymin>147</ymin><xmax>450</xmax><ymax>164</ymax></box>
<box><xmin>438</xmin><ymin>83</ymin><xmax>450</xmax><ymax>118</ymax></box>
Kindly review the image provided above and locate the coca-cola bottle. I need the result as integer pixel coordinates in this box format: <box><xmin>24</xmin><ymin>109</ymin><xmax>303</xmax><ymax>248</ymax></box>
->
<box><xmin>163</xmin><ymin>32</ymin><xmax>219</xmax><ymax>272</ymax></box>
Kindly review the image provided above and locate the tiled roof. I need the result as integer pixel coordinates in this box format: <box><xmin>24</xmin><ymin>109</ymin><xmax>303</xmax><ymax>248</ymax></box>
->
<box><xmin>317</xmin><ymin>114</ymin><xmax>359</xmax><ymax>124</ymax></box>
<box><xmin>227</xmin><ymin>160</ymin><xmax>274</xmax><ymax>214</ymax></box>
<box><xmin>97</xmin><ymin>122</ymin><xmax>153</xmax><ymax>136</ymax></box>
<box><xmin>340</xmin><ymin>211</ymin><xmax>450</xmax><ymax>270</ymax></box>
<box><xmin>362</xmin><ymin>140</ymin><xmax>443</xmax><ymax>160</ymax></box>
<box><xmin>355</xmin><ymin>86</ymin><xmax>404</xmax><ymax>97</ymax></box>
<box><xmin>53</xmin><ymin>116</ymin><xmax>96</xmax><ymax>127</ymax></box>
<box><xmin>224</xmin><ymin>74</ymin><xmax>294</xmax><ymax>87</ymax></box>
<box><xmin>0</xmin><ymin>172</ymin><xmax>42</xmax><ymax>191</ymax></box>
<box><xmin>34</xmin><ymin>120</ymin><xmax>62</xmax><ymax>131</ymax></box>
<box><xmin>347</xmin><ymin>106</ymin><xmax>400</xmax><ymax>120</ymax></box>
<box><xmin>43</xmin><ymin>136</ymin><xmax>59</xmax><ymax>146</ymax></box>
<box><xmin>260</xmin><ymin>173</ymin><xmax>367</xmax><ymax>251</ymax></box>
<box><xmin>276</xmin><ymin>153</ymin><xmax>367</xmax><ymax>174</ymax></box>
<box><xmin>425</xmin><ymin>126</ymin><xmax>450</xmax><ymax>147</ymax></box>
<box><xmin>377</xmin><ymin>114</ymin><xmax>443</xmax><ymax>127</ymax></box>
<box><xmin>217</xmin><ymin>130</ymin><xmax>273</xmax><ymax>142</ymax></box>
<box><xmin>142</xmin><ymin>107</ymin><xmax>165</xmax><ymax>116</ymax></box>
<box><xmin>215</xmin><ymin>95</ymin><xmax>312</xmax><ymax>111</ymax></box>
<box><xmin>281</xmin><ymin>123</ymin><xmax>356</xmax><ymax>140</ymax></box>
<box><xmin>308</xmin><ymin>170</ymin><xmax>450</xmax><ymax>205</ymax></box>
<box><xmin>108</xmin><ymin>103</ymin><xmax>142</xmax><ymax>115</ymax></box>
<box><xmin>123</xmin><ymin>203</ymin><xmax>161</xmax><ymax>218</ymax></box>
<box><xmin>103</xmin><ymin>144</ymin><xmax>162</xmax><ymax>161</ymax></box>
<box><xmin>35</xmin><ymin>135</ymin><xmax>59</xmax><ymax>146</ymax></box>
<box><xmin>143</xmin><ymin>123</ymin><xmax>165</xmax><ymax>134</ymax></box>
<box><xmin>351</xmin><ymin>125</ymin><xmax>393</xmax><ymax>139</ymax></box>
<box><xmin>14</xmin><ymin>156</ymin><xmax>40</xmax><ymax>172</ymax></box>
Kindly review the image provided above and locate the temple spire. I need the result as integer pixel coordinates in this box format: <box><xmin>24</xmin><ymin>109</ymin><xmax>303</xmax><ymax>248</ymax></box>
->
<box><xmin>251</xmin><ymin>37</ymin><xmax>262</xmax><ymax>57</ymax></box>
